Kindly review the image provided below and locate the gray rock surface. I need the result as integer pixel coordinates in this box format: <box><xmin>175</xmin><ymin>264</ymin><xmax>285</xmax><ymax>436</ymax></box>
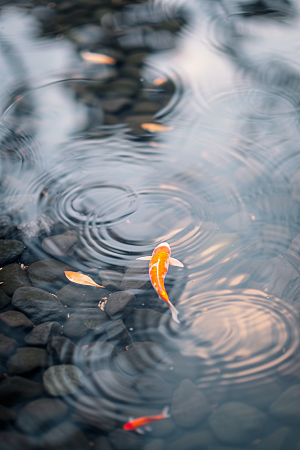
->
<box><xmin>0</xmin><ymin>404</ymin><xmax>15</xmax><ymax>425</ymax></box>
<box><xmin>108</xmin><ymin>429</ymin><xmax>142</xmax><ymax>450</ymax></box>
<box><xmin>92</xmin><ymin>369</ymin><xmax>141</xmax><ymax>405</ymax></box>
<box><xmin>208</xmin><ymin>401</ymin><xmax>267</xmax><ymax>445</ymax></box>
<box><xmin>166</xmin><ymin>430</ymin><xmax>214</xmax><ymax>450</ymax></box>
<box><xmin>134</xmin><ymin>373</ymin><xmax>173</xmax><ymax>405</ymax></box>
<box><xmin>47</xmin><ymin>336</ymin><xmax>77</xmax><ymax>364</ymax></box>
<box><xmin>0</xmin><ymin>431</ymin><xmax>38</xmax><ymax>450</ymax></box>
<box><xmin>0</xmin><ymin>334</ymin><xmax>18</xmax><ymax>357</ymax></box>
<box><xmin>120</xmin><ymin>260</ymin><xmax>151</xmax><ymax>290</ymax></box>
<box><xmin>106</xmin><ymin>319</ymin><xmax>132</xmax><ymax>344</ymax></box>
<box><xmin>104</xmin><ymin>291</ymin><xmax>135</xmax><ymax>319</ymax></box>
<box><xmin>94</xmin><ymin>436</ymin><xmax>113</xmax><ymax>450</ymax></box>
<box><xmin>0</xmin><ymin>263</ymin><xmax>31</xmax><ymax>296</ymax></box>
<box><xmin>0</xmin><ymin>240</ymin><xmax>25</xmax><ymax>266</ymax></box>
<box><xmin>25</xmin><ymin>321</ymin><xmax>61</xmax><ymax>345</ymax></box>
<box><xmin>254</xmin><ymin>427</ymin><xmax>290</xmax><ymax>450</ymax></box>
<box><xmin>8</xmin><ymin>347</ymin><xmax>49</xmax><ymax>374</ymax></box>
<box><xmin>0</xmin><ymin>290</ymin><xmax>11</xmax><ymax>309</ymax></box>
<box><xmin>27</xmin><ymin>258</ymin><xmax>74</xmax><ymax>292</ymax></box>
<box><xmin>269</xmin><ymin>384</ymin><xmax>300</xmax><ymax>422</ymax></box>
<box><xmin>12</xmin><ymin>286</ymin><xmax>66</xmax><ymax>323</ymax></box>
<box><xmin>43</xmin><ymin>364</ymin><xmax>84</xmax><ymax>396</ymax></box>
<box><xmin>73</xmin><ymin>395</ymin><xmax>116</xmax><ymax>431</ymax></box>
<box><xmin>0</xmin><ymin>376</ymin><xmax>44</xmax><ymax>403</ymax></box>
<box><xmin>99</xmin><ymin>270</ymin><xmax>123</xmax><ymax>289</ymax></box>
<box><xmin>41</xmin><ymin>421</ymin><xmax>90</xmax><ymax>450</ymax></box>
<box><xmin>0</xmin><ymin>310</ymin><xmax>33</xmax><ymax>331</ymax></box>
<box><xmin>63</xmin><ymin>307</ymin><xmax>109</xmax><ymax>338</ymax></box>
<box><xmin>42</xmin><ymin>230</ymin><xmax>78</xmax><ymax>256</ymax></box>
<box><xmin>56</xmin><ymin>282</ymin><xmax>106</xmax><ymax>307</ymax></box>
<box><xmin>114</xmin><ymin>342</ymin><xmax>165</xmax><ymax>376</ymax></box>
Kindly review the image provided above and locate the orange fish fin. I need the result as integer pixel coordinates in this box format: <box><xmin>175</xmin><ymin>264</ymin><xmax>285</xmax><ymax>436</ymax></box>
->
<box><xmin>144</xmin><ymin>425</ymin><xmax>152</xmax><ymax>432</ymax></box>
<box><xmin>136</xmin><ymin>427</ymin><xmax>146</xmax><ymax>434</ymax></box>
<box><xmin>64</xmin><ymin>271</ymin><xmax>104</xmax><ymax>288</ymax></box>
<box><xmin>167</xmin><ymin>300</ymin><xmax>180</xmax><ymax>323</ymax></box>
<box><xmin>136</xmin><ymin>256</ymin><xmax>151</xmax><ymax>260</ymax></box>
<box><xmin>161</xmin><ymin>406</ymin><xmax>170</xmax><ymax>418</ymax></box>
<box><xmin>169</xmin><ymin>257</ymin><xmax>184</xmax><ymax>267</ymax></box>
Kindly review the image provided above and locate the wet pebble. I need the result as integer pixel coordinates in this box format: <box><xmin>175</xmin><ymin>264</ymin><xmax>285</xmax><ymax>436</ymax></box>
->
<box><xmin>104</xmin><ymin>291</ymin><xmax>135</xmax><ymax>319</ymax></box>
<box><xmin>101</xmin><ymin>98</ymin><xmax>132</xmax><ymax>114</ymax></box>
<box><xmin>0</xmin><ymin>290</ymin><xmax>10</xmax><ymax>310</ymax></box>
<box><xmin>25</xmin><ymin>321</ymin><xmax>61</xmax><ymax>346</ymax></box>
<box><xmin>73</xmin><ymin>395</ymin><xmax>116</xmax><ymax>431</ymax></box>
<box><xmin>27</xmin><ymin>259</ymin><xmax>74</xmax><ymax>292</ymax></box>
<box><xmin>106</xmin><ymin>319</ymin><xmax>132</xmax><ymax>344</ymax></box>
<box><xmin>156</xmin><ymin>352</ymin><xmax>199</xmax><ymax>383</ymax></box>
<box><xmin>254</xmin><ymin>427</ymin><xmax>290</xmax><ymax>450</ymax></box>
<box><xmin>99</xmin><ymin>269</ymin><xmax>124</xmax><ymax>289</ymax></box>
<box><xmin>92</xmin><ymin>369</ymin><xmax>141</xmax><ymax>405</ymax></box>
<box><xmin>0</xmin><ymin>240</ymin><xmax>25</xmax><ymax>266</ymax></box>
<box><xmin>0</xmin><ymin>334</ymin><xmax>18</xmax><ymax>358</ymax></box>
<box><xmin>94</xmin><ymin>436</ymin><xmax>113</xmax><ymax>450</ymax></box>
<box><xmin>143</xmin><ymin>439</ymin><xmax>164</xmax><ymax>450</ymax></box>
<box><xmin>12</xmin><ymin>286</ymin><xmax>66</xmax><ymax>323</ymax></box>
<box><xmin>0</xmin><ymin>376</ymin><xmax>44</xmax><ymax>404</ymax></box>
<box><xmin>108</xmin><ymin>429</ymin><xmax>142</xmax><ymax>450</ymax></box>
<box><xmin>8</xmin><ymin>347</ymin><xmax>49</xmax><ymax>374</ymax></box>
<box><xmin>130</xmin><ymin>308</ymin><xmax>169</xmax><ymax>344</ymax></box>
<box><xmin>0</xmin><ymin>216</ymin><xmax>12</xmax><ymax>238</ymax></box>
<box><xmin>171</xmin><ymin>379</ymin><xmax>211</xmax><ymax>428</ymax></box>
<box><xmin>85</xmin><ymin>341</ymin><xmax>114</xmax><ymax>373</ymax></box>
<box><xmin>0</xmin><ymin>311</ymin><xmax>33</xmax><ymax>334</ymax></box>
<box><xmin>47</xmin><ymin>336</ymin><xmax>77</xmax><ymax>364</ymax></box>
<box><xmin>0</xmin><ymin>431</ymin><xmax>38</xmax><ymax>450</ymax></box>
<box><xmin>229</xmin><ymin>379</ymin><xmax>282</xmax><ymax>410</ymax></box>
<box><xmin>120</xmin><ymin>260</ymin><xmax>151</xmax><ymax>290</ymax></box>
<box><xmin>43</xmin><ymin>364</ymin><xmax>84</xmax><ymax>396</ymax></box>
<box><xmin>63</xmin><ymin>307</ymin><xmax>108</xmax><ymax>338</ymax></box>
<box><xmin>165</xmin><ymin>430</ymin><xmax>214</xmax><ymax>450</ymax></box>
<box><xmin>269</xmin><ymin>384</ymin><xmax>300</xmax><ymax>422</ymax></box>
<box><xmin>41</xmin><ymin>421</ymin><xmax>90</xmax><ymax>450</ymax></box>
<box><xmin>208</xmin><ymin>401</ymin><xmax>267</xmax><ymax>445</ymax></box>
<box><xmin>0</xmin><ymin>404</ymin><xmax>15</xmax><ymax>426</ymax></box>
<box><xmin>0</xmin><ymin>263</ymin><xmax>31</xmax><ymax>296</ymax></box>
<box><xmin>134</xmin><ymin>373</ymin><xmax>173</xmax><ymax>405</ymax></box>
<box><xmin>42</xmin><ymin>230</ymin><xmax>78</xmax><ymax>256</ymax></box>
<box><xmin>68</xmin><ymin>24</ymin><xmax>104</xmax><ymax>45</ymax></box>
<box><xmin>56</xmin><ymin>282</ymin><xmax>107</xmax><ymax>308</ymax></box>
<box><xmin>114</xmin><ymin>342</ymin><xmax>165</xmax><ymax>376</ymax></box>
<box><xmin>16</xmin><ymin>398</ymin><xmax>68</xmax><ymax>435</ymax></box>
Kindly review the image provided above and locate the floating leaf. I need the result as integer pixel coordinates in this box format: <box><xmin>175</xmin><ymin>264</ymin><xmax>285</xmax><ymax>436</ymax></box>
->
<box><xmin>0</xmin><ymin>282</ymin><xmax>3</xmax><ymax>285</ymax></box>
<box><xmin>141</xmin><ymin>123</ymin><xmax>173</xmax><ymax>133</ymax></box>
<box><xmin>81</xmin><ymin>51</ymin><xmax>116</xmax><ymax>65</ymax></box>
<box><xmin>64</xmin><ymin>271</ymin><xmax>104</xmax><ymax>288</ymax></box>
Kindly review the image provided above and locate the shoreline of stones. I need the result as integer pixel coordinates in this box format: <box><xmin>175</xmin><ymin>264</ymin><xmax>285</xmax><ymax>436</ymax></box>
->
<box><xmin>1</xmin><ymin>234</ymin><xmax>300</xmax><ymax>450</ymax></box>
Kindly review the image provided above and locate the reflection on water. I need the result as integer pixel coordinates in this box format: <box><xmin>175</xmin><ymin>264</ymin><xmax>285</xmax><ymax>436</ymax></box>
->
<box><xmin>1</xmin><ymin>0</ymin><xmax>300</xmax><ymax>449</ymax></box>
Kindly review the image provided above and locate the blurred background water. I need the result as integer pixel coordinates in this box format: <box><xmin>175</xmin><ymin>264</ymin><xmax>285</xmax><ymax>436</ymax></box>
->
<box><xmin>1</xmin><ymin>1</ymin><xmax>300</xmax><ymax>449</ymax></box>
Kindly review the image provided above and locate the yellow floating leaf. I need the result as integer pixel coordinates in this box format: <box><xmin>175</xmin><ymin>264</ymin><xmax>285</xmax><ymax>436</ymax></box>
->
<box><xmin>81</xmin><ymin>51</ymin><xmax>116</xmax><ymax>65</ymax></box>
<box><xmin>153</xmin><ymin>77</ymin><xmax>167</xmax><ymax>86</ymax></box>
<box><xmin>141</xmin><ymin>123</ymin><xmax>173</xmax><ymax>133</ymax></box>
<box><xmin>0</xmin><ymin>282</ymin><xmax>3</xmax><ymax>285</ymax></box>
<box><xmin>64</xmin><ymin>271</ymin><xmax>104</xmax><ymax>288</ymax></box>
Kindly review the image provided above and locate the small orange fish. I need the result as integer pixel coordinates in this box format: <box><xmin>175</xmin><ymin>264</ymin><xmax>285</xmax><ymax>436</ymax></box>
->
<box><xmin>64</xmin><ymin>271</ymin><xmax>104</xmax><ymax>288</ymax></box>
<box><xmin>137</xmin><ymin>242</ymin><xmax>183</xmax><ymax>323</ymax></box>
<box><xmin>123</xmin><ymin>406</ymin><xmax>170</xmax><ymax>433</ymax></box>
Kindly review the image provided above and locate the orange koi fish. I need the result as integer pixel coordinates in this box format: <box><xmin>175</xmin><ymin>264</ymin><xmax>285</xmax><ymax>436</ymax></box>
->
<box><xmin>123</xmin><ymin>406</ymin><xmax>170</xmax><ymax>434</ymax></box>
<box><xmin>137</xmin><ymin>242</ymin><xmax>183</xmax><ymax>323</ymax></box>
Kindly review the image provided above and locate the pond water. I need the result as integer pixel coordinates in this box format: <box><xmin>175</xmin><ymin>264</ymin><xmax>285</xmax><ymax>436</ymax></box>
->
<box><xmin>1</xmin><ymin>0</ymin><xmax>300</xmax><ymax>449</ymax></box>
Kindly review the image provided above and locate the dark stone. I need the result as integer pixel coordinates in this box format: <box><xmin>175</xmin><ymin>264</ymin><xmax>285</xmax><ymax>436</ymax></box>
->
<box><xmin>16</xmin><ymin>398</ymin><xmax>68</xmax><ymax>435</ymax></box>
<box><xmin>254</xmin><ymin>427</ymin><xmax>290</xmax><ymax>450</ymax></box>
<box><xmin>12</xmin><ymin>286</ymin><xmax>66</xmax><ymax>323</ymax></box>
<box><xmin>99</xmin><ymin>270</ymin><xmax>123</xmax><ymax>290</ymax></box>
<box><xmin>114</xmin><ymin>342</ymin><xmax>166</xmax><ymax>376</ymax></box>
<box><xmin>0</xmin><ymin>264</ymin><xmax>31</xmax><ymax>297</ymax></box>
<box><xmin>92</xmin><ymin>370</ymin><xmax>141</xmax><ymax>405</ymax></box>
<box><xmin>208</xmin><ymin>402</ymin><xmax>267</xmax><ymax>445</ymax></box>
<box><xmin>171</xmin><ymin>379</ymin><xmax>211</xmax><ymax>428</ymax></box>
<box><xmin>0</xmin><ymin>404</ymin><xmax>15</xmax><ymax>425</ymax></box>
<box><xmin>85</xmin><ymin>341</ymin><xmax>114</xmax><ymax>373</ymax></box>
<box><xmin>104</xmin><ymin>291</ymin><xmax>135</xmax><ymax>319</ymax></box>
<box><xmin>101</xmin><ymin>98</ymin><xmax>132</xmax><ymax>114</ymax></box>
<box><xmin>94</xmin><ymin>436</ymin><xmax>113</xmax><ymax>450</ymax></box>
<box><xmin>120</xmin><ymin>260</ymin><xmax>151</xmax><ymax>290</ymax></box>
<box><xmin>43</xmin><ymin>365</ymin><xmax>84</xmax><ymax>396</ymax></box>
<box><xmin>41</xmin><ymin>421</ymin><xmax>90</xmax><ymax>450</ymax></box>
<box><xmin>108</xmin><ymin>429</ymin><xmax>142</xmax><ymax>450</ymax></box>
<box><xmin>134</xmin><ymin>373</ymin><xmax>173</xmax><ymax>405</ymax></box>
<box><xmin>269</xmin><ymin>384</ymin><xmax>300</xmax><ymax>422</ymax></box>
<box><xmin>106</xmin><ymin>319</ymin><xmax>132</xmax><ymax>344</ymax></box>
<box><xmin>0</xmin><ymin>216</ymin><xmax>12</xmax><ymax>238</ymax></box>
<box><xmin>130</xmin><ymin>308</ymin><xmax>169</xmax><ymax>344</ymax></box>
<box><xmin>27</xmin><ymin>259</ymin><xmax>74</xmax><ymax>292</ymax></box>
<box><xmin>47</xmin><ymin>336</ymin><xmax>77</xmax><ymax>364</ymax></box>
<box><xmin>0</xmin><ymin>376</ymin><xmax>44</xmax><ymax>404</ymax></box>
<box><xmin>0</xmin><ymin>311</ymin><xmax>33</xmax><ymax>334</ymax></box>
<box><xmin>0</xmin><ymin>431</ymin><xmax>38</xmax><ymax>450</ymax></box>
<box><xmin>56</xmin><ymin>283</ymin><xmax>107</xmax><ymax>308</ymax></box>
<box><xmin>25</xmin><ymin>321</ymin><xmax>61</xmax><ymax>346</ymax></box>
<box><xmin>42</xmin><ymin>231</ymin><xmax>78</xmax><ymax>256</ymax></box>
<box><xmin>0</xmin><ymin>240</ymin><xmax>25</xmax><ymax>266</ymax></box>
<box><xmin>266</xmin><ymin>264</ymin><xmax>299</xmax><ymax>298</ymax></box>
<box><xmin>63</xmin><ymin>307</ymin><xmax>108</xmax><ymax>338</ymax></box>
<box><xmin>156</xmin><ymin>352</ymin><xmax>199</xmax><ymax>383</ymax></box>
<box><xmin>8</xmin><ymin>347</ymin><xmax>48</xmax><ymax>374</ymax></box>
<box><xmin>165</xmin><ymin>431</ymin><xmax>214</xmax><ymax>450</ymax></box>
<box><xmin>0</xmin><ymin>334</ymin><xmax>18</xmax><ymax>358</ymax></box>
<box><xmin>73</xmin><ymin>395</ymin><xmax>116</xmax><ymax>431</ymax></box>
<box><xmin>0</xmin><ymin>290</ymin><xmax>10</xmax><ymax>310</ymax></box>
<box><xmin>229</xmin><ymin>379</ymin><xmax>282</xmax><ymax>410</ymax></box>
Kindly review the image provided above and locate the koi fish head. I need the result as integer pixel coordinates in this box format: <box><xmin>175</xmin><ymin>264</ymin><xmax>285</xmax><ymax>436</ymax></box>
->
<box><xmin>123</xmin><ymin>422</ymin><xmax>134</xmax><ymax>431</ymax></box>
<box><xmin>152</xmin><ymin>242</ymin><xmax>171</xmax><ymax>256</ymax></box>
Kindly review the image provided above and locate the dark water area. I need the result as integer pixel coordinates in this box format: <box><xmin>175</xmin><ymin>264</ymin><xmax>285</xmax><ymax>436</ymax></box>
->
<box><xmin>0</xmin><ymin>0</ymin><xmax>300</xmax><ymax>449</ymax></box>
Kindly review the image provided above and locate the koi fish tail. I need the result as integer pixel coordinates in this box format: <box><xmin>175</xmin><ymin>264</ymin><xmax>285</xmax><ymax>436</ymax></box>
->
<box><xmin>161</xmin><ymin>406</ymin><xmax>171</xmax><ymax>418</ymax></box>
<box><xmin>167</xmin><ymin>300</ymin><xmax>180</xmax><ymax>323</ymax></box>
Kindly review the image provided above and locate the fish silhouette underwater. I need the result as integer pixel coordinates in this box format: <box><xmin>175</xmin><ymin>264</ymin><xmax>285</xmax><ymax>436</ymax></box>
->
<box><xmin>123</xmin><ymin>406</ymin><xmax>170</xmax><ymax>433</ymax></box>
<box><xmin>137</xmin><ymin>242</ymin><xmax>183</xmax><ymax>323</ymax></box>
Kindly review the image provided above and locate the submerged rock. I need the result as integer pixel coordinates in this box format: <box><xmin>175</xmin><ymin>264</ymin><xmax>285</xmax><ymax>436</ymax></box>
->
<box><xmin>0</xmin><ymin>216</ymin><xmax>12</xmax><ymax>238</ymax></box>
<box><xmin>16</xmin><ymin>398</ymin><xmax>68</xmax><ymax>435</ymax></box>
<box><xmin>0</xmin><ymin>240</ymin><xmax>25</xmax><ymax>266</ymax></box>
<box><xmin>114</xmin><ymin>342</ymin><xmax>165</xmax><ymax>376</ymax></box>
<box><xmin>25</xmin><ymin>321</ymin><xmax>61</xmax><ymax>345</ymax></box>
<box><xmin>208</xmin><ymin>401</ymin><xmax>266</xmax><ymax>445</ymax></box>
<box><xmin>165</xmin><ymin>430</ymin><xmax>214</xmax><ymax>450</ymax></box>
<box><xmin>47</xmin><ymin>336</ymin><xmax>77</xmax><ymax>364</ymax></box>
<box><xmin>73</xmin><ymin>395</ymin><xmax>116</xmax><ymax>431</ymax></box>
<box><xmin>104</xmin><ymin>291</ymin><xmax>135</xmax><ymax>319</ymax></box>
<box><xmin>42</xmin><ymin>230</ymin><xmax>78</xmax><ymax>256</ymax></box>
<box><xmin>0</xmin><ymin>290</ymin><xmax>11</xmax><ymax>310</ymax></box>
<box><xmin>120</xmin><ymin>260</ymin><xmax>151</xmax><ymax>290</ymax></box>
<box><xmin>106</xmin><ymin>319</ymin><xmax>132</xmax><ymax>344</ymax></box>
<box><xmin>171</xmin><ymin>379</ymin><xmax>211</xmax><ymax>428</ymax></box>
<box><xmin>254</xmin><ymin>427</ymin><xmax>290</xmax><ymax>450</ymax></box>
<box><xmin>7</xmin><ymin>347</ymin><xmax>49</xmax><ymax>374</ymax></box>
<box><xmin>27</xmin><ymin>259</ymin><xmax>74</xmax><ymax>292</ymax></box>
<box><xmin>92</xmin><ymin>369</ymin><xmax>141</xmax><ymax>405</ymax></box>
<box><xmin>56</xmin><ymin>283</ymin><xmax>105</xmax><ymax>307</ymax></box>
<box><xmin>63</xmin><ymin>307</ymin><xmax>108</xmax><ymax>338</ymax></box>
<box><xmin>0</xmin><ymin>431</ymin><xmax>38</xmax><ymax>450</ymax></box>
<box><xmin>94</xmin><ymin>436</ymin><xmax>113</xmax><ymax>450</ymax></box>
<box><xmin>43</xmin><ymin>364</ymin><xmax>84</xmax><ymax>396</ymax></box>
<box><xmin>134</xmin><ymin>373</ymin><xmax>173</xmax><ymax>405</ymax></box>
<box><xmin>0</xmin><ymin>311</ymin><xmax>33</xmax><ymax>333</ymax></box>
<box><xmin>12</xmin><ymin>286</ymin><xmax>66</xmax><ymax>323</ymax></box>
<box><xmin>0</xmin><ymin>263</ymin><xmax>31</xmax><ymax>297</ymax></box>
<box><xmin>108</xmin><ymin>429</ymin><xmax>142</xmax><ymax>450</ymax></box>
<box><xmin>0</xmin><ymin>376</ymin><xmax>44</xmax><ymax>403</ymax></box>
<box><xmin>269</xmin><ymin>384</ymin><xmax>300</xmax><ymax>422</ymax></box>
<box><xmin>41</xmin><ymin>421</ymin><xmax>90</xmax><ymax>450</ymax></box>
<box><xmin>99</xmin><ymin>269</ymin><xmax>123</xmax><ymax>290</ymax></box>
<box><xmin>0</xmin><ymin>404</ymin><xmax>15</xmax><ymax>426</ymax></box>
<box><xmin>0</xmin><ymin>334</ymin><xmax>18</xmax><ymax>358</ymax></box>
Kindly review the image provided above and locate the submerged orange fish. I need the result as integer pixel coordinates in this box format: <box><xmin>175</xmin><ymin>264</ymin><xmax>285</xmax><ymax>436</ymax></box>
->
<box><xmin>137</xmin><ymin>242</ymin><xmax>183</xmax><ymax>323</ymax></box>
<box><xmin>123</xmin><ymin>406</ymin><xmax>170</xmax><ymax>433</ymax></box>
